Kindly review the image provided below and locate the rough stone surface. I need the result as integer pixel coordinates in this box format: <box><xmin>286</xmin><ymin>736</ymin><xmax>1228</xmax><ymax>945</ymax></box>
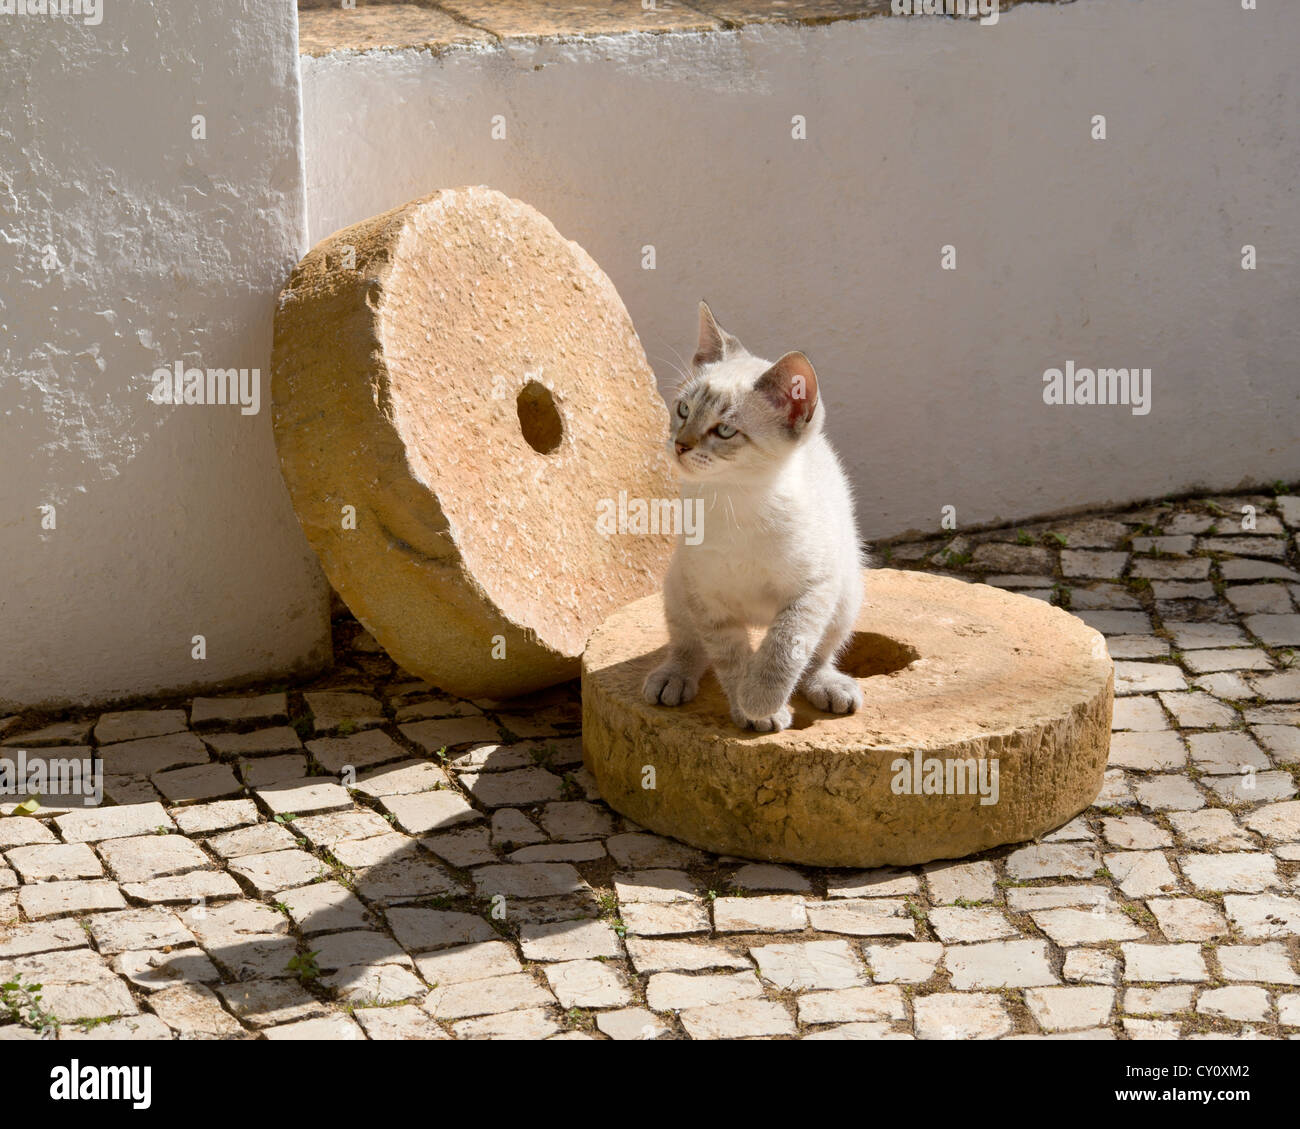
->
<box><xmin>943</xmin><ymin>940</ymin><xmax>1057</xmax><ymax>990</ymax></box>
<box><xmin>272</xmin><ymin>186</ymin><xmax>675</xmax><ymax>698</ymax></box>
<box><xmin>543</xmin><ymin>960</ymin><xmax>631</xmax><ymax>1009</ymax></box>
<box><xmin>645</xmin><ymin>970</ymin><xmax>765</xmax><ymax>1011</ymax></box>
<box><xmin>678</xmin><ymin>998</ymin><xmax>796</xmax><ymax>1040</ymax></box>
<box><xmin>750</xmin><ymin>940</ymin><xmax>866</xmax><ymax>991</ymax></box>
<box><xmin>424</xmin><ymin>972</ymin><xmax>554</xmax><ymax>1020</ymax></box>
<box><xmin>712</xmin><ymin>895</ymin><xmax>807</xmax><ymax>934</ymax></box>
<box><xmin>55</xmin><ymin>803</ymin><xmax>175</xmax><ymax>843</ymax></box>
<box><xmin>583</xmin><ymin>568</ymin><xmax>1112</xmax><ymax>867</ymax></box>
<box><xmin>913</xmin><ymin>992</ymin><xmax>1012</xmax><ymax>1040</ymax></box>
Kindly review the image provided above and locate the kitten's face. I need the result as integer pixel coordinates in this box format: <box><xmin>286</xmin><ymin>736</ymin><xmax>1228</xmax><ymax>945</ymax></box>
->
<box><xmin>668</xmin><ymin>303</ymin><xmax>821</xmax><ymax>482</ymax></box>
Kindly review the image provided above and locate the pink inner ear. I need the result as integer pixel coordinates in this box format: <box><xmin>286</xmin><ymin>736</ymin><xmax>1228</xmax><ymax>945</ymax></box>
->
<box><xmin>761</xmin><ymin>353</ymin><xmax>818</xmax><ymax>427</ymax></box>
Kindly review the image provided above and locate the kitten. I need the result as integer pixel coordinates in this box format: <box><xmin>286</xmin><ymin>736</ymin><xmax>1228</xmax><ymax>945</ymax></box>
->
<box><xmin>643</xmin><ymin>302</ymin><xmax>866</xmax><ymax>733</ymax></box>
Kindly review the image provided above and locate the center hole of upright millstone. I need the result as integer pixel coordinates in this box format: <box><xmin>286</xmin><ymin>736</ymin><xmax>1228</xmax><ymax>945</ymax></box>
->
<box><xmin>516</xmin><ymin>380</ymin><xmax>564</xmax><ymax>455</ymax></box>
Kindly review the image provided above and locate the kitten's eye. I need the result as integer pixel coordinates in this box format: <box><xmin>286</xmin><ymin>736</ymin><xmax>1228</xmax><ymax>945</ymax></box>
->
<box><xmin>676</xmin><ymin>401</ymin><xmax>690</xmax><ymax>420</ymax></box>
<box><xmin>714</xmin><ymin>423</ymin><xmax>738</xmax><ymax>439</ymax></box>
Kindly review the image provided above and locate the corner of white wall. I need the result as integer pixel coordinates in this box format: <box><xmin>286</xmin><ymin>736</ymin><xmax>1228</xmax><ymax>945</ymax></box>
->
<box><xmin>0</xmin><ymin>0</ymin><xmax>331</xmax><ymax>711</ymax></box>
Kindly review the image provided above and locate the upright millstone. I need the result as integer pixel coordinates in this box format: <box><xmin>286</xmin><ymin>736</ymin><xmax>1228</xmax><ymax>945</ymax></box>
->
<box><xmin>272</xmin><ymin>187</ymin><xmax>675</xmax><ymax>698</ymax></box>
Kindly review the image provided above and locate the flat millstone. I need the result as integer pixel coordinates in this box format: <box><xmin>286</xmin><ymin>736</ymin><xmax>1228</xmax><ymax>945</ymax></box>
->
<box><xmin>271</xmin><ymin>185</ymin><xmax>674</xmax><ymax>699</ymax></box>
<box><xmin>582</xmin><ymin>568</ymin><xmax>1113</xmax><ymax>867</ymax></box>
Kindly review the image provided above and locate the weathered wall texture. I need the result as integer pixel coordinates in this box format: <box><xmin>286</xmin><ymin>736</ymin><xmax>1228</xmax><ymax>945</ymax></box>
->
<box><xmin>0</xmin><ymin>1</ymin><xmax>331</xmax><ymax>710</ymax></box>
<box><xmin>302</xmin><ymin>0</ymin><xmax>1300</xmax><ymax>541</ymax></box>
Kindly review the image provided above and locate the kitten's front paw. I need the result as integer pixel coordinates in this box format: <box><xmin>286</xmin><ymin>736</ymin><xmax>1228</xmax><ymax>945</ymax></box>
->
<box><xmin>801</xmin><ymin>668</ymin><xmax>862</xmax><ymax>714</ymax></box>
<box><xmin>643</xmin><ymin>666</ymin><xmax>699</xmax><ymax>707</ymax></box>
<box><xmin>730</xmin><ymin>702</ymin><xmax>793</xmax><ymax>733</ymax></box>
<box><xmin>736</xmin><ymin>675</ymin><xmax>792</xmax><ymax>722</ymax></box>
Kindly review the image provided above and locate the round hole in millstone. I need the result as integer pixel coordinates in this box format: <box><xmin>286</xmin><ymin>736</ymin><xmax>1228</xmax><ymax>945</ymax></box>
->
<box><xmin>516</xmin><ymin>380</ymin><xmax>564</xmax><ymax>455</ymax></box>
<box><xmin>838</xmin><ymin>631</ymin><xmax>920</xmax><ymax>679</ymax></box>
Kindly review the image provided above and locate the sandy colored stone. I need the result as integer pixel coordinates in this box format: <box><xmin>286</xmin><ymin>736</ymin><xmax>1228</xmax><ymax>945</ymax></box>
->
<box><xmin>353</xmin><ymin>1004</ymin><xmax>451</xmax><ymax>1041</ymax></box>
<box><xmin>595</xmin><ymin>1006</ymin><xmax>669</xmax><ymax>1041</ymax></box>
<box><xmin>543</xmin><ymin>960</ymin><xmax>632</xmax><ymax>1009</ymax></box>
<box><xmin>18</xmin><ymin>880</ymin><xmax>125</xmax><ymax>919</ymax></box>
<box><xmin>913</xmin><ymin>992</ymin><xmax>1011</xmax><ymax>1040</ymax></box>
<box><xmin>0</xmin><ymin>920</ymin><xmax>88</xmax><ymax>959</ymax></box>
<box><xmin>1063</xmin><ymin>950</ymin><xmax>1120</xmax><ymax>985</ymax></box>
<box><xmin>272</xmin><ymin>186</ymin><xmax>674</xmax><ymax>698</ymax></box>
<box><xmin>55</xmin><ymin>801</ymin><xmax>175</xmax><ymax>843</ymax></box>
<box><xmin>423</xmin><ymin>972</ymin><xmax>554</xmax><ymax>1019</ymax></box>
<box><xmin>1216</xmin><ymin>942</ymin><xmax>1299</xmax><ymax>985</ymax></box>
<box><xmin>93</xmin><ymin>709</ymin><xmax>188</xmax><ymax>745</ymax></box>
<box><xmin>280</xmin><ymin>881</ymin><xmax>371</xmax><ymax>935</ymax></box>
<box><xmin>263</xmin><ymin>1016</ymin><xmax>363</xmax><ymax>1041</ymax></box>
<box><xmin>297</xmin><ymin>3</ymin><xmax>494</xmax><ymax>57</ymax></box>
<box><xmin>750</xmin><ymin>941</ymin><xmax>866</xmax><ymax>991</ymax></box>
<box><xmin>329</xmin><ymin>965</ymin><xmax>429</xmax><ymax>1005</ymax></box>
<box><xmin>624</xmin><ymin>939</ymin><xmax>752</xmax><ymax>975</ymax></box>
<box><xmin>1121</xmin><ymin>943</ymin><xmax>1208</xmax><ymax>983</ymax></box>
<box><xmin>453</xmin><ymin>1008</ymin><xmax>561</xmax><ymax>1040</ymax></box>
<box><xmin>679</xmin><ymin>998</ymin><xmax>796</xmax><ymax>1039</ymax></box>
<box><xmin>170</xmin><ymin>799</ymin><xmax>259</xmax><ymax>836</ymax></box>
<box><xmin>582</xmin><ymin>569</ymin><xmax>1113</xmax><ymax>867</ymax></box>
<box><xmin>96</xmin><ymin>834</ymin><xmax>211</xmax><ymax>883</ymax></box>
<box><xmin>621</xmin><ymin>901</ymin><xmax>711</xmax><ymax>936</ymax></box>
<box><xmin>645</xmin><ymin>970</ymin><xmax>764</xmax><ymax>1011</ymax></box>
<box><xmin>805</xmin><ymin>898</ymin><xmax>915</xmax><ymax>938</ymax></box>
<box><xmin>5</xmin><ymin>842</ymin><xmax>102</xmax><ymax>882</ymax></box>
<box><xmin>114</xmin><ymin>948</ymin><xmax>220</xmax><ymax>992</ymax></box>
<box><xmin>148</xmin><ymin>983</ymin><xmax>245</xmax><ymax>1038</ymax></box>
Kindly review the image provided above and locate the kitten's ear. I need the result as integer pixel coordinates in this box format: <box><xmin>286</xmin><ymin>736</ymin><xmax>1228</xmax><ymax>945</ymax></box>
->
<box><xmin>756</xmin><ymin>351</ymin><xmax>819</xmax><ymax>431</ymax></box>
<box><xmin>694</xmin><ymin>301</ymin><xmax>742</xmax><ymax>368</ymax></box>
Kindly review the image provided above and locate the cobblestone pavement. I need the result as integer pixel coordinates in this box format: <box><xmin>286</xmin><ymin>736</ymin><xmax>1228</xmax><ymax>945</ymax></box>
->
<box><xmin>2</xmin><ymin>491</ymin><xmax>1299</xmax><ymax>1041</ymax></box>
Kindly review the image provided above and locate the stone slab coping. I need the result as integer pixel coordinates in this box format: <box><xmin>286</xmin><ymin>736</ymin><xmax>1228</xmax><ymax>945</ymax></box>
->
<box><xmin>297</xmin><ymin>0</ymin><xmax>1065</xmax><ymax>57</ymax></box>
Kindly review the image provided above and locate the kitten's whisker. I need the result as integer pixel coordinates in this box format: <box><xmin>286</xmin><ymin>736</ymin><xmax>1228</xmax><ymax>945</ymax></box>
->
<box><xmin>649</xmin><ymin>348</ymin><xmax>691</xmax><ymax>390</ymax></box>
<box><xmin>665</xmin><ymin>343</ymin><xmax>698</xmax><ymax>393</ymax></box>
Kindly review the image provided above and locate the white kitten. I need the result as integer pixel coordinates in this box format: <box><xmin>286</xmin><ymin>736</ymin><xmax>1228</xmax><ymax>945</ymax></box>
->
<box><xmin>643</xmin><ymin>302</ymin><xmax>866</xmax><ymax>733</ymax></box>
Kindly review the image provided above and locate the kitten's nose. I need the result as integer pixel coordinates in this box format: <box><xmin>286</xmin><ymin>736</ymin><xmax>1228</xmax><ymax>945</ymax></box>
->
<box><xmin>675</xmin><ymin>441</ymin><xmax>692</xmax><ymax>456</ymax></box>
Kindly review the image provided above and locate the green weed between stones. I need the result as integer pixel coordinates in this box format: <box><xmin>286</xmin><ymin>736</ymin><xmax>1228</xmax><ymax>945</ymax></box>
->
<box><xmin>1121</xmin><ymin>903</ymin><xmax>1156</xmax><ymax>926</ymax></box>
<box><xmin>596</xmin><ymin>893</ymin><xmax>627</xmax><ymax>939</ymax></box>
<box><xmin>1</xmin><ymin>975</ymin><xmax>58</xmax><ymax>1032</ymax></box>
<box><xmin>286</xmin><ymin>951</ymin><xmax>321</xmax><ymax>983</ymax></box>
<box><xmin>564</xmin><ymin>1007</ymin><xmax>594</xmax><ymax>1031</ymax></box>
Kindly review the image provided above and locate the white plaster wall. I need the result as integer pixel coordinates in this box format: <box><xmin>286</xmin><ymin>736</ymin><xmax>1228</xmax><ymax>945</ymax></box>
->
<box><xmin>0</xmin><ymin>1</ymin><xmax>331</xmax><ymax>710</ymax></box>
<box><xmin>302</xmin><ymin>0</ymin><xmax>1300</xmax><ymax>542</ymax></box>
